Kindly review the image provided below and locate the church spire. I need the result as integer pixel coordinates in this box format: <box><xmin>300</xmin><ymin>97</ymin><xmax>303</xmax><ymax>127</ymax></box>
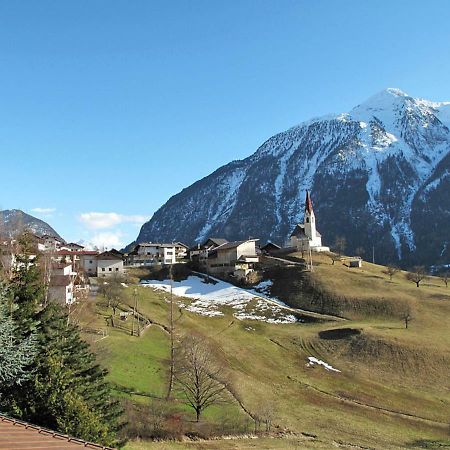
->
<box><xmin>305</xmin><ymin>190</ymin><xmax>313</xmax><ymax>214</ymax></box>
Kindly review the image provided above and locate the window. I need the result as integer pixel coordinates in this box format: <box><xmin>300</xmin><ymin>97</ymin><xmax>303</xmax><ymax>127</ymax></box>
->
<box><xmin>109</xmin><ymin>268</ymin><xmax>112</xmax><ymax>271</ymax></box>
<box><xmin>116</xmin><ymin>268</ymin><xmax>119</xmax><ymax>271</ymax></box>
<box><xmin>102</xmin><ymin>268</ymin><xmax>105</xmax><ymax>272</ymax></box>
<box><xmin>306</xmin><ymin>217</ymin><xmax>310</xmax><ymax>223</ymax></box>
<box><xmin>89</xmin><ymin>260</ymin><xmax>93</xmax><ymax>264</ymax></box>
<box><xmin>167</xmin><ymin>251</ymin><xmax>173</xmax><ymax>255</ymax></box>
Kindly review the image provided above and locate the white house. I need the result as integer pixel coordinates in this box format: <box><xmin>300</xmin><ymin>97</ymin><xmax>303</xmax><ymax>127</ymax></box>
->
<box><xmin>60</xmin><ymin>242</ymin><xmax>85</xmax><ymax>252</ymax></box>
<box><xmin>78</xmin><ymin>251</ymin><xmax>100</xmax><ymax>275</ymax></box>
<box><xmin>97</xmin><ymin>250</ymin><xmax>124</xmax><ymax>277</ymax></box>
<box><xmin>290</xmin><ymin>191</ymin><xmax>330</xmax><ymax>252</ymax></box>
<box><xmin>126</xmin><ymin>243</ymin><xmax>177</xmax><ymax>266</ymax></box>
<box><xmin>42</xmin><ymin>235</ymin><xmax>65</xmax><ymax>252</ymax></box>
<box><xmin>173</xmin><ymin>242</ymin><xmax>189</xmax><ymax>260</ymax></box>
<box><xmin>48</xmin><ymin>263</ymin><xmax>75</xmax><ymax>304</ymax></box>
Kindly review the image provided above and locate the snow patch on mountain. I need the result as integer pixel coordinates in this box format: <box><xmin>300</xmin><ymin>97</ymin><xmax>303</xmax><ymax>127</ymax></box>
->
<box><xmin>195</xmin><ymin>168</ymin><xmax>246</xmax><ymax>242</ymax></box>
<box><xmin>132</xmin><ymin>88</ymin><xmax>450</xmax><ymax>266</ymax></box>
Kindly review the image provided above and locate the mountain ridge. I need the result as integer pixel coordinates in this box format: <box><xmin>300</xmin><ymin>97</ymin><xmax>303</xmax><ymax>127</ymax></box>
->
<box><xmin>0</xmin><ymin>209</ymin><xmax>63</xmax><ymax>241</ymax></box>
<box><xmin>131</xmin><ymin>88</ymin><xmax>450</xmax><ymax>267</ymax></box>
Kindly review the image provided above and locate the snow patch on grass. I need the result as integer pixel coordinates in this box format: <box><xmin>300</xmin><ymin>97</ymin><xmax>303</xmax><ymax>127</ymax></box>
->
<box><xmin>306</xmin><ymin>356</ymin><xmax>340</xmax><ymax>372</ymax></box>
<box><xmin>141</xmin><ymin>276</ymin><xmax>297</xmax><ymax>324</ymax></box>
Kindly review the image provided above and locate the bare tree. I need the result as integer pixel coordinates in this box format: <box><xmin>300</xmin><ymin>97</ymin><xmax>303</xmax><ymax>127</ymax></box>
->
<box><xmin>98</xmin><ymin>273</ymin><xmax>123</xmax><ymax>307</ymax></box>
<box><xmin>441</xmin><ymin>272</ymin><xmax>449</xmax><ymax>288</ymax></box>
<box><xmin>327</xmin><ymin>252</ymin><xmax>341</xmax><ymax>266</ymax></box>
<box><xmin>405</xmin><ymin>266</ymin><xmax>427</xmax><ymax>288</ymax></box>
<box><xmin>254</xmin><ymin>401</ymin><xmax>276</xmax><ymax>432</ymax></box>
<box><xmin>400</xmin><ymin>305</ymin><xmax>413</xmax><ymax>329</ymax></box>
<box><xmin>383</xmin><ymin>265</ymin><xmax>400</xmax><ymax>282</ymax></box>
<box><xmin>333</xmin><ymin>236</ymin><xmax>346</xmax><ymax>257</ymax></box>
<box><xmin>175</xmin><ymin>335</ymin><xmax>228</xmax><ymax>422</ymax></box>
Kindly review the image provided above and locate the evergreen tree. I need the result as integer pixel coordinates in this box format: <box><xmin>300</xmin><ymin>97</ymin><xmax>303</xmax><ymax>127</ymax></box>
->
<box><xmin>1</xmin><ymin>233</ymin><xmax>123</xmax><ymax>446</ymax></box>
<box><xmin>2</xmin><ymin>303</ymin><xmax>123</xmax><ymax>447</ymax></box>
<box><xmin>0</xmin><ymin>284</ymin><xmax>36</xmax><ymax>387</ymax></box>
<box><xmin>9</xmin><ymin>232</ymin><xmax>44</xmax><ymax>325</ymax></box>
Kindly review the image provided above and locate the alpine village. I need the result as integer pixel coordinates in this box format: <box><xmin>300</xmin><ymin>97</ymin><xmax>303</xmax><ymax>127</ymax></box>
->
<box><xmin>1</xmin><ymin>4</ymin><xmax>450</xmax><ymax>450</ymax></box>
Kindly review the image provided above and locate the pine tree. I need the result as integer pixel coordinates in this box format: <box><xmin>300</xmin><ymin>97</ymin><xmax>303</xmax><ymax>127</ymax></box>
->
<box><xmin>0</xmin><ymin>284</ymin><xmax>36</xmax><ymax>387</ymax></box>
<box><xmin>9</xmin><ymin>232</ymin><xmax>44</xmax><ymax>325</ymax></box>
<box><xmin>3</xmin><ymin>303</ymin><xmax>123</xmax><ymax>447</ymax></box>
<box><xmin>1</xmin><ymin>233</ymin><xmax>123</xmax><ymax>446</ymax></box>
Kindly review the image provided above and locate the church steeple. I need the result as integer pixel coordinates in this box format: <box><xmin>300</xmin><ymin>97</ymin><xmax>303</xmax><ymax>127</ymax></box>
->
<box><xmin>305</xmin><ymin>190</ymin><xmax>313</xmax><ymax>214</ymax></box>
<box><xmin>304</xmin><ymin>190</ymin><xmax>316</xmax><ymax>240</ymax></box>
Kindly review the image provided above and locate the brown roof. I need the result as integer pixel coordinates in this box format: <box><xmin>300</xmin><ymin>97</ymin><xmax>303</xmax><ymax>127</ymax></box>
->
<box><xmin>261</xmin><ymin>242</ymin><xmax>281</xmax><ymax>250</ymax></box>
<box><xmin>202</xmin><ymin>238</ymin><xmax>228</xmax><ymax>247</ymax></box>
<box><xmin>0</xmin><ymin>414</ymin><xmax>115</xmax><ymax>449</ymax></box>
<box><xmin>290</xmin><ymin>224</ymin><xmax>306</xmax><ymax>237</ymax></box>
<box><xmin>57</xmin><ymin>250</ymin><xmax>99</xmax><ymax>256</ymax></box>
<box><xmin>50</xmin><ymin>275</ymin><xmax>72</xmax><ymax>287</ymax></box>
<box><xmin>97</xmin><ymin>251</ymin><xmax>123</xmax><ymax>261</ymax></box>
<box><xmin>216</xmin><ymin>239</ymin><xmax>258</xmax><ymax>251</ymax></box>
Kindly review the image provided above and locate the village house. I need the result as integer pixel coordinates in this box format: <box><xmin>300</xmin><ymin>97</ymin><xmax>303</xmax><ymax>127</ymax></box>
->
<box><xmin>97</xmin><ymin>250</ymin><xmax>124</xmax><ymax>276</ymax></box>
<box><xmin>173</xmin><ymin>242</ymin><xmax>189</xmax><ymax>260</ymax></box>
<box><xmin>78</xmin><ymin>251</ymin><xmax>100</xmax><ymax>275</ymax></box>
<box><xmin>126</xmin><ymin>243</ymin><xmax>177</xmax><ymax>266</ymax></box>
<box><xmin>206</xmin><ymin>239</ymin><xmax>259</xmax><ymax>278</ymax></box>
<box><xmin>261</xmin><ymin>241</ymin><xmax>282</xmax><ymax>255</ymax></box>
<box><xmin>48</xmin><ymin>263</ymin><xmax>75</xmax><ymax>304</ymax></box>
<box><xmin>60</xmin><ymin>242</ymin><xmax>85</xmax><ymax>252</ymax></box>
<box><xmin>289</xmin><ymin>191</ymin><xmax>330</xmax><ymax>253</ymax></box>
<box><xmin>42</xmin><ymin>234</ymin><xmax>65</xmax><ymax>252</ymax></box>
<box><xmin>189</xmin><ymin>238</ymin><xmax>229</xmax><ymax>269</ymax></box>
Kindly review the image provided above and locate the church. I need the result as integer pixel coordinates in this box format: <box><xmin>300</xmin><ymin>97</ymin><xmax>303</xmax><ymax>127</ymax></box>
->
<box><xmin>289</xmin><ymin>191</ymin><xmax>330</xmax><ymax>252</ymax></box>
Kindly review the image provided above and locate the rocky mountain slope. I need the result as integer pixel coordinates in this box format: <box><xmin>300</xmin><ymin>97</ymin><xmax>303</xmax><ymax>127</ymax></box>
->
<box><xmin>133</xmin><ymin>88</ymin><xmax>450</xmax><ymax>267</ymax></box>
<box><xmin>0</xmin><ymin>209</ymin><xmax>63</xmax><ymax>240</ymax></box>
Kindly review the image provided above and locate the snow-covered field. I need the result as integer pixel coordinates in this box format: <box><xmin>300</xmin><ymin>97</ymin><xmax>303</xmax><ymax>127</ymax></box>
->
<box><xmin>141</xmin><ymin>275</ymin><xmax>297</xmax><ymax>324</ymax></box>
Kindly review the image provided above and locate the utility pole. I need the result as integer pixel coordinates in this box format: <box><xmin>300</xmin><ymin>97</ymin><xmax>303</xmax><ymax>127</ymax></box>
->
<box><xmin>132</xmin><ymin>288</ymin><xmax>137</xmax><ymax>336</ymax></box>
<box><xmin>166</xmin><ymin>264</ymin><xmax>175</xmax><ymax>399</ymax></box>
<box><xmin>372</xmin><ymin>245</ymin><xmax>375</xmax><ymax>264</ymax></box>
<box><xmin>309</xmin><ymin>247</ymin><xmax>314</xmax><ymax>272</ymax></box>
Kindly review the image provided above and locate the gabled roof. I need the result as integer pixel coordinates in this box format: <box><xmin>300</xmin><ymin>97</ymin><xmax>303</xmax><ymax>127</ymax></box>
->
<box><xmin>215</xmin><ymin>239</ymin><xmax>258</xmax><ymax>251</ymax></box>
<box><xmin>261</xmin><ymin>242</ymin><xmax>281</xmax><ymax>250</ymax></box>
<box><xmin>50</xmin><ymin>275</ymin><xmax>72</xmax><ymax>287</ymax></box>
<box><xmin>97</xmin><ymin>250</ymin><xmax>123</xmax><ymax>261</ymax></box>
<box><xmin>290</xmin><ymin>224</ymin><xmax>306</xmax><ymax>237</ymax></box>
<box><xmin>64</xmin><ymin>242</ymin><xmax>84</xmax><ymax>248</ymax></box>
<box><xmin>136</xmin><ymin>242</ymin><xmax>176</xmax><ymax>248</ymax></box>
<box><xmin>0</xmin><ymin>413</ymin><xmax>115</xmax><ymax>449</ymax></box>
<box><xmin>173</xmin><ymin>241</ymin><xmax>189</xmax><ymax>248</ymax></box>
<box><xmin>202</xmin><ymin>238</ymin><xmax>228</xmax><ymax>247</ymax></box>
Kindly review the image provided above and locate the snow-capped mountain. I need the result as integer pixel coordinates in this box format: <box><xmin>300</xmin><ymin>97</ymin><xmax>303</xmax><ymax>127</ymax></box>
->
<box><xmin>133</xmin><ymin>89</ymin><xmax>450</xmax><ymax>266</ymax></box>
<box><xmin>0</xmin><ymin>210</ymin><xmax>63</xmax><ymax>240</ymax></box>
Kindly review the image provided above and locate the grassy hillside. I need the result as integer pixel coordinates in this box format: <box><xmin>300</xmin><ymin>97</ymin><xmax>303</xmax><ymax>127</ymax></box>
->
<box><xmin>79</xmin><ymin>256</ymin><xmax>450</xmax><ymax>449</ymax></box>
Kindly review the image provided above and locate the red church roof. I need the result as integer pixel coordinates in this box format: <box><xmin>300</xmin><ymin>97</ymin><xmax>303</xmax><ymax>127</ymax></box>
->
<box><xmin>305</xmin><ymin>190</ymin><xmax>313</xmax><ymax>214</ymax></box>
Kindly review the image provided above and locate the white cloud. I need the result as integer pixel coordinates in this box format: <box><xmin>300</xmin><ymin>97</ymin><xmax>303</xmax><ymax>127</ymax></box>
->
<box><xmin>89</xmin><ymin>231</ymin><xmax>125</xmax><ymax>250</ymax></box>
<box><xmin>79</xmin><ymin>212</ymin><xmax>150</xmax><ymax>230</ymax></box>
<box><xmin>31</xmin><ymin>207</ymin><xmax>56</xmax><ymax>214</ymax></box>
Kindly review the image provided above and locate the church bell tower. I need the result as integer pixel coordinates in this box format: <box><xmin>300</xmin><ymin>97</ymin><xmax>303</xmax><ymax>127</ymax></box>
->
<box><xmin>304</xmin><ymin>190</ymin><xmax>316</xmax><ymax>241</ymax></box>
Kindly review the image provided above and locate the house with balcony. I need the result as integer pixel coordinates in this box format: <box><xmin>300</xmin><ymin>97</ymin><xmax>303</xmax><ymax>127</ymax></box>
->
<box><xmin>206</xmin><ymin>239</ymin><xmax>259</xmax><ymax>278</ymax></box>
<box><xmin>126</xmin><ymin>243</ymin><xmax>177</xmax><ymax>266</ymax></box>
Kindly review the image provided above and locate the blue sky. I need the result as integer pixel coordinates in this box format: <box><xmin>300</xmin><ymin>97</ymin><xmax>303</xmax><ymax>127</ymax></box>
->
<box><xmin>1</xmin><ymin>0</ymin><xmax>450</xmax><ymax>248</ymax></box>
